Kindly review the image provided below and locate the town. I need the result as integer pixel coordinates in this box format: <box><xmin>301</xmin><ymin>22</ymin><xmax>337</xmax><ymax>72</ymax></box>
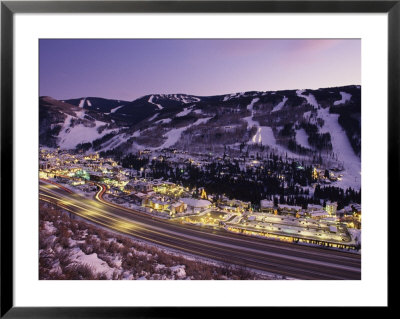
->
<box><xmin>39</xmin><ymin>147</ymin><xmax>361</xmax><ymax>251</ymax></box>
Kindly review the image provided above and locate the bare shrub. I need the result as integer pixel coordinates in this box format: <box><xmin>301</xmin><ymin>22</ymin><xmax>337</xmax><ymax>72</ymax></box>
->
<box><xmin>39</xmin><ymin>201</ymin><xmax>266</xmax><ymax>280</ymax></box>
<box><xmin>63</xmin><ymin>263</ymin><xmax>96</xmax><ymax>280</ymax></box>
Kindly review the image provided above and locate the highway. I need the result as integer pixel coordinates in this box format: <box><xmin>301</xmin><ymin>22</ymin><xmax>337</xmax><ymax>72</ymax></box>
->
<box><xmin>39</xmin><ymin>180</ymin><xmax>361</xmax><ymax>280</ymax></box>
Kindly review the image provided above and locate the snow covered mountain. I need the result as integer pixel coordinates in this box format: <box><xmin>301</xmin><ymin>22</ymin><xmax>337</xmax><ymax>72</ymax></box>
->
<box><xmin>40</xmin><ymin>85</ymin><xmax>361</xmax><ymax>187</ymax></box>
<box><xmin>64</xmin><ymin>97</ymin><xmax>129</xmax><ymax>113</ymax></box>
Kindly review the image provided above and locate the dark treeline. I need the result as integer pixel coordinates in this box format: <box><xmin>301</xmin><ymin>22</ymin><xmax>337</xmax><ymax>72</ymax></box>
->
<box><xmin>120</xmin><ymin>153</ymin><xmax>150</xmax><ymax>171</ymax></box>
<box><xmin>338</xmin><ymin>114</ymin><xmax>361</xmax><ymax>156</ymax></box>
<box><xmin>120</xmin><ymin>153</ymin><xmax>360</xmax><ymax>209</ymax></box>
<box><xmin>76</xmin><ymin>133</ymin><xmax>116</xmax><ymax>152</ymax></box>
<box><xmin>313</xmin><ymin>184</ymin><xmax>361</xmax><ymax>210</ymax></box>
<box><xmin>329</xmin><ymin>96</ymin><xmax>361</xmax><ymax>156</ymax></box>
<box><xmin>300</xmin><ymin>122</ymin><xmax>332</xmax><ymax>151</ymax></box>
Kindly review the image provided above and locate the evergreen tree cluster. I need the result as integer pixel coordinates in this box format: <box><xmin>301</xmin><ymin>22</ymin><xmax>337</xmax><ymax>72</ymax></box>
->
<box><xmin>119</xmin><ymin>152</ymin><xmax>359</xmax><ymax>209</ymax></box>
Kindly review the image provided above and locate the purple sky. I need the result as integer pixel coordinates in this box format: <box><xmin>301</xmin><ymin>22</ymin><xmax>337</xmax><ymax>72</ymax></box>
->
<box><xmin>39</xmin><ymin>39</ymin><xmax>360</xmax><ymax>101</ymax></box>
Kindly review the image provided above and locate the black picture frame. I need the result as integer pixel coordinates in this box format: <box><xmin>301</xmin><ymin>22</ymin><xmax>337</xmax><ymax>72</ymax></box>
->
<box><xmin>1</xmin><ymin>0</ymin><xmax>395</xmax><ymax>317</ymax></box>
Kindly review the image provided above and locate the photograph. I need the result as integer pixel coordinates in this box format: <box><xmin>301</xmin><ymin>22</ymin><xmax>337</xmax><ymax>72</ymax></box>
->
<box><xmin>38</xmin><ymin>38</ymin><xmax>361</xmax><ymax>281</ymax></box>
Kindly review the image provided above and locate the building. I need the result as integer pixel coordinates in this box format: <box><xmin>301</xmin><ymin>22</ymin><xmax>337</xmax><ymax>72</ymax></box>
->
<box><xmin>308</xmin><ymin>204</ymin><xmax>324</xmax><ymax>212</ymax></box>
<box><xmin>170</xmin><ymin>201</ymin><xmax>187</xmax><ymax>216</ymax></box>
<box><xmin>325</xmin><ymin>201</ymin><xmax>338</xmax><ymax>216</ymax></box>
<box><xmin>260</xmin><ymin>200</ymin><xmax>274</xmax><ymax>213</ymax></box>
<box><xmin>181</xmin><ymin>198</ymin><xmax>211</xmax><ymax>214</ymax></box>
<box><xmin>134</xmin><ymin>181</ymin><xmax>153</xmax><ymax>193</ymax></box>
<box><xmin>278</xmin><ymin>204</ymin><xmax>302</xmax><ymax>216</ymax></box>
<box><xmin>309</xmin><ymin>210</ymin><xmax>329</xmax><ymax>219</ymax></box>
<box><xmin>219</xmin><ymin>199</ymin><xmax>250</xmax><ymax>213</ymax></box>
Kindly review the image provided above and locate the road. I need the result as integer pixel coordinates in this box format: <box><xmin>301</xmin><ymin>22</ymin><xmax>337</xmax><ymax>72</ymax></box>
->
<box><xmin>39</xmin><ymin>180</ymin><xmax>361</xmax><ymax>280</ymax></box>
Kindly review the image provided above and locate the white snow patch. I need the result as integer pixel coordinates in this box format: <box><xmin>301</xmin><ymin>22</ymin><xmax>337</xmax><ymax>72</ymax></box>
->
<box><xmin>78</xmin><ymin>98</ymin><xmax>86</xmax><ymax>108</ymax></box>
<box><xmin>74</xmin><ymin>109</ymin><xmax>87</xmax><ymax>120</ymax></box>
<box><xmin>296</xmin><ymin>90</ymin><xmax>319</xmax><ymax>109</ymax></box>
<box><xmin>170</xmin><ymin>265</ymin><xmax>186</xmax><ymax>278</ymax></box>
<box><xmin>181</xmin><ymin>96</ymin><xmax>200</xmax><ymax>104</ymax></box>
<box><xmin>318</xmin><ymin>107</ymin><xmax>361</xmax><ymax>189</ymax></box>
<box><xmin>155</xmin><ymin>118</ymin><xmax>172</xmax><ymax>125</ymax></box>
<box><xmin>271</xmin><ymin>96</ymin><xmax>288</xmax><ymax>112</ymax></box>
<box><xmin>87</xmin><ymin>99</ymin><xmax>92</xmax><ymax>107</ymax></box>
<box><xmin>43</xmin><ymin>221</ymin><xmax>57</xmax><ymax>235</ymax></box>
<box><xmin>147</xmin><ymin>113</ymin><xmax>159</xmax><ymax>122</ymax></box>
<box><xmin>243</xmin><ymin>100</ymin><xmax>298</xmax><ymax>158</ymax></box>
<box><xmin>246</xmin><ymin>98</ymin><xmax>260</xmax><ymax>112</ymax></box>
<box><xmin>132</xmin><ymin>130</ymin><xmax>141</xmax><ymax>137</ymax></box>
<box><xmin>176</xmin><ymin>107</ymin><xmax>192</xmax><ymax>117</ymax></box>
<box><xmin>160</xmin><ymin>127</ymin><xmax>187</xmax><ymax>148</ymax></box>
<box><xmin>347</xmin><ymin>228</ymin><xmax>361</xmax><ymax>245</ymax></box>
<box><xmin>148</xmin><ymin>95</ymin><xmax>163</xmax><ymax>110</ymax></box>
<box><xmin>100</xmin><ymin>135</ymin><xmax>126</xmax><ymax>151</ymax></box>
<box><xmin>194</xmin><ymin>117</ymin><xmax>212</xmax><ymax>125</ymax></box>
<box><xmin>159</xmin><ymin>118</ymin><xmax>212</xmax><ymax>149</ymax></box>
<box><xmin>334</xmin><ymin>91</ymin><xmax>352</xmax><ymax>105</ymax></box>
<box><xmin>58</xmin><ymin>117</ymin><xmax>115</xmax><ymax>150</ymax></box>
<box><xmin>110</xmin><ymin>104</ymin><xmax>125</xmax><ymax>113</ymax></box>
<box><xmin>295</xmin><ymin>128</ymin><xmax>313</xmax><ymax>149</ymax></box>
<box><xmin>69</xmin><ymin>248</ymin><xmax>114</xmax><ymax>279</ymax></box>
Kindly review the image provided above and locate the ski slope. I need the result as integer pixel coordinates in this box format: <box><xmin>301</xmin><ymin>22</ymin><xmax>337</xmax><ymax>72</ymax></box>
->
<box><xmin>334</xmin><ymin>91</ymin><xmax>352</xmax><ymax>105</ymax></box>
<box><xmin>148</xmin><ymin>95</ymin><xmax>163</xmax><ymax>110</ymax></box>
<box><xmin>318</xmin><ymin>107</ymin><xmax>361</xmax><ymax>190</ymax></box>
<box><xmin>271</xmin><ymin>96</ymin><xmax>288</xmax><ymax>112</ymax></box>
<box><xmin>297</xmin><ymin>90</ymin><xmax>319</xmax><ymax>109</ymax></box>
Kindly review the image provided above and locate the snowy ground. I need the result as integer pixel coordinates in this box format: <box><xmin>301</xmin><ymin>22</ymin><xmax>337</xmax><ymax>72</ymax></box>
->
<box><xmin>148</xmin><ymin>95</ymin><xmax>163</xmax><ymax>110</ymax></box>
<box><xmin>78</xmin><ymin>98</ymin><xmax>86</xmax><ymax>108</ymax></box>
<box><xmin>155</xmin><ymin>118</ymin><xmax>172</xmax><ymax>124</ymax></box>
<box><xmin>157</xmin><ymin>118</ymin><xmax>212</xmax><ymax>149</ymax></box>
<box><xmin>271</xmin><ymin>96</ymin><xmax>288</xmax><ymax>112</ymax></box>
<box><xmin>317</xmin><ymin>107</ymin><xmax>361</xmax><ymax>190</ymax></box>
<box><xmin>110</xmin><ymin>104</ymin><xmax>125</xmax><ymax>113</ymax></box>
<box><xmin>334</xmin><ymin>92</ymin><xmax>352</xmax><ymax>105</ymax></box>
<box><xmin>296</xmin><ymin>90</ymin><xmax>319</xmax><ymax>109</ymax></box>
<box><xmin>99</xmin><ymin>134</ymin><xmax>128</xmax><ymax>151</ymax></box>
<box><xmin>296</xmin><ymin>128</ymin><xmax>313</xmax><ymax>149</ymax></box>
<box><xmin>147</xmin><ymin>113</ymin><xmax>159</xmax><ymax>122</ymax></box>
<box><xmin>347</xmin><ymin>228</ymin><xmax>361</xmax><ymax>247</ymax></box>
<box><xmin>243</xmin><ymin>98</ymin><xmax>300</xmax><ymax>158</ymax></box>
<box><xmin>39</xmin><ymin>201</ymin><xmax>279</xmax><ymax>280</ymax></box>
<box><xmin>176</xmin><ymin>107</ymin><xmax>193</xmax><ymax>117</ymax></box>
<box><xmin>58</xmin><ymin>114</ymin><xmax>116</xmax><ymax>150</ymax></box>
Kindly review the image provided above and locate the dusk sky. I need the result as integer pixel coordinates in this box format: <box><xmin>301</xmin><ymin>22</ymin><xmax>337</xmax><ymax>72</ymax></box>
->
<box><xmin>39</xmin><ymin>39</ymin><xmax>360</xmax><ymax>101</ymax></box>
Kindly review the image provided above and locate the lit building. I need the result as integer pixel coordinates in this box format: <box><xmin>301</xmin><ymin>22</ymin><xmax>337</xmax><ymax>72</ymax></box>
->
<box><xmin>170</xmin><ymin>201</ymin><xmax>187</xmax><ymax>216</ymax></box>
<box><xmin>181</xmin><ymin>198</ymin><xmax>211</xmax><ymax>214</ymax></box>
<box><xmin>278</xmin><ymin>204</ymin><xmax>302</xmax><ymax>216</ymax></box>
<box><xmin>219</xmin><ymin>199</ymin><xmax>250</xmax><ymax>213</ymax></box>
<box><xmin>260</xmin><ymin>200</ymin><xmax>274</xmax><ymax>213</ymax></box>
<box><xmin>325</xmin><ymin>201</ymin><xmax>338</xmax><ymax>216</ymax></box>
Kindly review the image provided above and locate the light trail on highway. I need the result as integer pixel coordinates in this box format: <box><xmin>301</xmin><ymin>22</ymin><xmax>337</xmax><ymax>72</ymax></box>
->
<box><xmin>39</xmin><ymin>180</ymin><xmax>361</xmax><ymax>280</ymax></box>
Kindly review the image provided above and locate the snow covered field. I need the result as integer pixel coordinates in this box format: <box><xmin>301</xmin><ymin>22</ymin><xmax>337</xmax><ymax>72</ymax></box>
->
<box><xmin>243</xmin><ymin>99</ymin><xmax>299</xmax><ymax>158</ymax></box>
<box><xmin>296</xmin><ymin>128</ymin><xmax>313</xmax><ymax>149</ymax></box>
<box><xmin>176</xmin><ymin>107</ymin><xmax>193</xmax><ymax>117</ymax></box>
<box><xmin>158</xmin><ymin>117</ymin><xmax>212</xmax><ymax>149</ymax></box>
<box><xmin>297</xmin><ymin>90</ymin><xmax>319</xmax><ymax>109</ymax></box>
<box><xmin>58</xmin><ymin>115</ymin><xmax>116</xmax><ymax>150</ymax></box>
<box><xmin>148</xmin><ymin>95</ymin><xmax>163</xmax><ymax>110</ymax></box>
<box><xmin>271</xmin><ymin>96</ymin><xmax>288</xmax><ymax>112</ymax></box>
<box><xmin>334</xmin><ymin>92</ymin><xmax>352</xmax><ymax>105</ymax></box>
<box><xmin>317</xmin><ymin>107</ymin><xmax>361</xmax><ymax>190</ymax></box>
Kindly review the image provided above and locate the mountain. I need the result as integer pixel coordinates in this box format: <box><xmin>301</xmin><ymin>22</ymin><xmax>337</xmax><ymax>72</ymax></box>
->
<box><xmin>39</xmin><ymin>96</ymin><xmax>122</xmax><ymax>150</ymax></box>
<box><xmin>64</xmin><ymin>97</ymin><xmax>129</xmax><ymax>113</ymax></box>
<box><xmin>39</xmin><ymin>85</ymin><xmax>361</xmax><ymax>188</ymax></box>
